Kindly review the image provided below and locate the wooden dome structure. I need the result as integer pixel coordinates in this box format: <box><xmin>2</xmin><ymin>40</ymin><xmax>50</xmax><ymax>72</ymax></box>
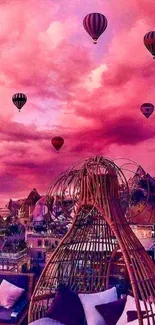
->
<box><xmin>29</xmin><ymin>156</ymin><xmax>155</xmax><ymax>324</ymax></box>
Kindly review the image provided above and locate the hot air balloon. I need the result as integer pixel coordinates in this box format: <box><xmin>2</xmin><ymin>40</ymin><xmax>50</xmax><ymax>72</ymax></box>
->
<box><xmin>12</xmin><ymin>93</ymin><xmax>27</xmax><ymax>112</ymax></box>
<box><xmin>83</xmin><ymin>13</ymin><xmax>108</xmax><ymax>44</ymax></box>
<box><xmin>51</xmin><ymin>137</ymin><xmax>64</xmax><ymax>152</ymax></box>
<box><xmin>144</xmin><ymin>32</ymin><xmax>155</xmax><ymax>59</ymax></box>
<box><xmin>140</xmin><ymin>103</ymin><xmax>154</xmax><ymax>118</ymax></box>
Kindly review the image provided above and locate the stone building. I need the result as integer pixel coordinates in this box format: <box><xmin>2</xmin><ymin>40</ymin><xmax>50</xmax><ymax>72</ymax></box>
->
<box><xmin>26</xmin><ymin>230</ymin><xmax>60</xmax><ymax>270</ymax></box>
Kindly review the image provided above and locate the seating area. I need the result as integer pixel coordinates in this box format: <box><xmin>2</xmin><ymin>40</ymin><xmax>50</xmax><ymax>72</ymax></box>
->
<box><xmin>28</xmin><ymin>284</ymin><xmax>155</xmax><ymax>325</ymax></box>
<box><xmin>27</xmin><ymin>157</ymin><xmax>155</xmax><ymax>325</ymax></box>
<box><xmin>0</xmin><ymin>271</ymin><xmax>34</xmax><ymax>325</ymax></box>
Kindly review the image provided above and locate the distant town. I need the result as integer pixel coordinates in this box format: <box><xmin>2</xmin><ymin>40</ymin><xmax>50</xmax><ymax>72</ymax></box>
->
<box><xmin>0</xmin><ymin>187</ymin><xmax>73</xmax><ymax>275</ymax></box>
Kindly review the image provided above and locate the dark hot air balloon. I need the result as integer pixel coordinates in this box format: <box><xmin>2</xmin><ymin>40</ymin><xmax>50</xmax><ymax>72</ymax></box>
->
<box><xmin>83</xmin><ymin>13</ymin><xmax>108</xmax><ymax>44</ymax></box>
<box><xmin>144</xmin><ymin>32</ymin><xmax>155</xmax><ymax>59</ymax></box>
<box><xmin>51</xmin><ymin>137</ymin><xmax>64</xmax><ymax>152</ymax></box>
<box><xmin>140</xmin><ymin>103</ymin><xmax>154</xmax><ymax>118</ymax></box>
<box><xmin>12</xmin><ymin>93</ymin><xmax>27</xmax><ymax>112</ymax></box>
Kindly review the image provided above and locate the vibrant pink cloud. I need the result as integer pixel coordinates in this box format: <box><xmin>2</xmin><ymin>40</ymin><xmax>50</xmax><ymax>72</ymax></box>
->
<box><xmin>0</xmin><ymin>0</ymin><xmax>155</xmax><ymax>205</ymax></box>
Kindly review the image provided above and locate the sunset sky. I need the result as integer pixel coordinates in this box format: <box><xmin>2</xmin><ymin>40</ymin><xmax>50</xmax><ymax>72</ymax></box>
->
<box><xmin>0</xmin><ymin>0</ymin><xmax>155</xmax><ymax>205</ymax></box>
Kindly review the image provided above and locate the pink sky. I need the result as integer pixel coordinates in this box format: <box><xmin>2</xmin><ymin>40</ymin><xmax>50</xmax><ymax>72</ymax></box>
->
<box><xmin>0</xmin><ymin>0</ymin><xmax>155</xmax><ymax>205</ymax></box>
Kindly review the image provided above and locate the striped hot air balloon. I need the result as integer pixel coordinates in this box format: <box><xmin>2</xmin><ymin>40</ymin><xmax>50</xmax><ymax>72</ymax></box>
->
<box><xmin>51</xmin><ymin>137</ymin><xmax>64</xmax><ymax>152</ymax></box>
<box><xmin>83</xmin><ymin>13</ymin><xmax>108</xmax><ymax>44</ymax></box>
<box><xmin>144</xmin><ymin>31</ymin><xmax>155</xmax><ymax>59</ymax></box>
<box><xmin>140</xmin><ymin>103</ymin><xmax>154</xmax><ymax>118</ymax></box>
<box><xmin>12</xmin><ymin>93</ymin><xmax>27</xmax><ymax>112</ymax></box>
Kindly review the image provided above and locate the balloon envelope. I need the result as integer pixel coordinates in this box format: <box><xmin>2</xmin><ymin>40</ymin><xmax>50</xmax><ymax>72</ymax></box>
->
<box><xmin>144</xmin><ymin>31</ymin><xmax>155</xmax><ymax>58</ymax></box>
<box><xmin>12</xmin><ymin>93</ymin><xmax>27</xmax><ymax>112</ymax></box>
<box><xmin>51</xmin><ymin>137</ymin><xmax>64</xmax><ymax>151</ymax></box>
<box><xmin>140</xmin><ymin>103</ymin><xmax>154</xmax><ymax>118</ymax></box>
<box><xmin>83</xmin><ymin>13</ymin><xmax>108</xmax><ymax>44</ymax></box>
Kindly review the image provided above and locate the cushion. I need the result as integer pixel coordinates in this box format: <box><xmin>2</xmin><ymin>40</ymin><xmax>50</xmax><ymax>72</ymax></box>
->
<box><xmin>0</xmin><ymin>279</ymin><xmax>25</xmax><ymax>309</ymax></box>
<box><xmin>0</xmin><ymin>305</ymin><xmax>15</xmax><ymax>322</ymax></box>
<box><xmin>78</xmin><ymin>287</ymin><xmax>118</xmax><ymax>325</ymax></box>
<box><xmin>95</xmin><ymin>296</ymin><xmax>126</xmax><ymax>325</ymax></box>
<box><xmin>46</xmin><ymin>285</ymin><xmax>85</xmax><ymax>325</ymax></box>
<box><xmin>117</xmin><ymin>295</ymin><xmax>155</xmax><ymax>324</ymax></box>
<box><xmin>29</xmin><ymin>318</ymin><xmax>66</xmax><ymax>325</ymax></box>
<box><xmin>0</xmin><ymin>298</ymin><xmax>27</xmax><ymax>323</ymax></box>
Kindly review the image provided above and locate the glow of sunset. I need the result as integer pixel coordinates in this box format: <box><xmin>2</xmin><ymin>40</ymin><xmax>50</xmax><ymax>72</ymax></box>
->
<box><xmin>0</xmin><ymin>0</ymin><xmax>155</xmax><ymax>205</ymax></box>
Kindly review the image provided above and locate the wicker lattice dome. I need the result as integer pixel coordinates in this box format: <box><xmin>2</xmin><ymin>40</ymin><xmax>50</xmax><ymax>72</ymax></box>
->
<box><xmin>29</xmin><ymin>156</ymin><xmax>155</xmax><ymax>324</ymax></box>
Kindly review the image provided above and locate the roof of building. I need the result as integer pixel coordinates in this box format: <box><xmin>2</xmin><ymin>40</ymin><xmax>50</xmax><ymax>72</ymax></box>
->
<box><xmin>25</xmin><ymin>188</ymin><xmax>41</xmax><ymax>206</ymax></box>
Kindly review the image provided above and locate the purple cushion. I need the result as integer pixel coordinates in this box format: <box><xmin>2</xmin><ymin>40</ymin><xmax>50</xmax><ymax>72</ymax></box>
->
<box><xmin>95</xmin><ymin>296</ymin><xmax>127</xmax><ymax>325</ymax></box>
<box><xmin>0</xmin><ymin>299</ymin><xmax>28</xmax><ymax>323</ymax></box>
<box><xmin>0</xmin><ymin>305</ymin><xmax>14</xmax><ymax>322</ymax></box>
<box><xmin>127</xmin><ymin>310</ymin><xmax>148</xmax><ymax>322</ymax></box>
<box><xmin>46</xmin><ymin>285</ymin><xmax>85</xmax><ymax>325</ymax></box>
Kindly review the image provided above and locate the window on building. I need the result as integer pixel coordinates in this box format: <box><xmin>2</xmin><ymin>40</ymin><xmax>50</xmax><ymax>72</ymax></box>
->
<box><xmin>38</xmin><ymin>251</ymin><xmax>42</xmax><ymax>259</ymax></box>
<box><xmin>38</xmin><ymin>240</ymin><xmax>42</xmax><ymax>247</ymax></box>
<box><xmin>55</xmin><ymin>240</ymin><xmax>58</xmax><ymax>246</ymax></box>
<box><xmin>45</xmin><ymin>240</ymin><xmax>49</xmax><ymax>247</ymax></box>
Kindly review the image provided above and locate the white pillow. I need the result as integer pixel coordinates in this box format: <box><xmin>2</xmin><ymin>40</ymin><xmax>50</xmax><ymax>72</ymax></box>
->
<box><xmin>78</xmin><ymin>287</ymin><xmax>118</xmax><ymax>325</ymax></box>
<box><xmin>29</xmin><ymin>318</ymin><xmax>66</xmax><ymax>325</ymax></box>
<box><xmin>117</xmin><ymin>295</ymin><xmax>155</xmax><ymax>325</ymax></box>
<box><xmin>0</xmin><ymin>279</ymin><xmax>25</xmax><ymax>309</ymax></box>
